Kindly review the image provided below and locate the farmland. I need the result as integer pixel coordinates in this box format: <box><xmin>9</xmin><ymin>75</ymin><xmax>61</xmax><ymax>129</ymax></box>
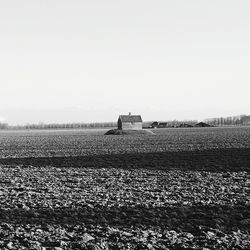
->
<box><xmin>0</xmin><ymin>127</ymin><xmax>250</xmax><ymax>249</ymax></box>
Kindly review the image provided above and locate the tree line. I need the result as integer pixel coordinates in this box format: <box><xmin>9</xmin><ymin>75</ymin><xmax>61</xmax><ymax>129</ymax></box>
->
<box><xmin>204</xmin><ymin>115</ymin><xmax>247</xmax><ymax>126</ymax></box>
<box><xmin>0</xmin><ymin>122</ymin><xmax>117</xmax><ymax>130</ymax></box>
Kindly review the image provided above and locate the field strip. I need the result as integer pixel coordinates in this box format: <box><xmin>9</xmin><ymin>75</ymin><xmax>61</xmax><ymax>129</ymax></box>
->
<box><xmin>0</xmin><ymin>166</ymin><xmax>249</xmax><ymax>249</ymax></box>
<box><xmin>0</xmin><ymin>147</ymin><xmax>250</xmax><ymax>172</ymax></box>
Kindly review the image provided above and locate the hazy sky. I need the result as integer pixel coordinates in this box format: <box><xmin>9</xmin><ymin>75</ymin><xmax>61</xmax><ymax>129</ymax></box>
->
<box><xmin>0</xmin><ymin>0</ymin><xmax>249</xmax><ymax>125</ymax></box>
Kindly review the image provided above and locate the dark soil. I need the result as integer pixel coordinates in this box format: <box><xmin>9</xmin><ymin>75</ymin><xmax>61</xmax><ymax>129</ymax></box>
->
<box><xmin>0</xmin><ymin>127</ymin><xmax>249</xmax><ymax>249</ymax></box>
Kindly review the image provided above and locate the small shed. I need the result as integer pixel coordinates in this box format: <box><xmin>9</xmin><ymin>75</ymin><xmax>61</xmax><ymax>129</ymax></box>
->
<box><xmin>158</xmin><ymin>122</ymin><xmax>168</xmax><ymax>128</ymax></box>
<box><xmin>150</xmin><ymin>121</ymin><xmax>159</xmax><ymax>128</ymax></box>
<box><xmin>118</xmin><ymin>113</ymin><xmax>143</xmax><ymax>130</ymax></box>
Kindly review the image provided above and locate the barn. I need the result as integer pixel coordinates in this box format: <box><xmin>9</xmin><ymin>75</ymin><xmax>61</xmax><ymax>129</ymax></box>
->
<box><xmin>118</xmin><ymin>113</ymin><xmax>143</xmax><ymax>130</ymax></box>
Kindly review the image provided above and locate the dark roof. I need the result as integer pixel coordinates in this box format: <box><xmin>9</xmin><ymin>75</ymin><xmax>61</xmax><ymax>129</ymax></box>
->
<box><xmin>195</xmin><ymin>122</ymin><xmax>211</xmax><ymax>127</ymax></box>
<box><xmin>119</xmin><ymin>115</ymin><xmax>142</xmax><ymax>123</ymax></box>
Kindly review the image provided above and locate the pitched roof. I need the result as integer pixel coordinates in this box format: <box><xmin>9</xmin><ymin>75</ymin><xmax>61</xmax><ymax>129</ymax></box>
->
<box><xmin>195</xmin><ymin>122</ymin><xmax>210</xmax><ymax>127</ymax></box>
<box><xmin>119</xmin><ymin>115</ymin><xmax>142</xmax><ymax>123</ymax></box>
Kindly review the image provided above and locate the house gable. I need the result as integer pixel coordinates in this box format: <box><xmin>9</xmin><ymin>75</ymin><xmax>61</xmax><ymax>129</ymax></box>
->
<box><xmin>118</xmin><ymin>114</ymin><xmax>143</xmax><ymax>130</ymax></box>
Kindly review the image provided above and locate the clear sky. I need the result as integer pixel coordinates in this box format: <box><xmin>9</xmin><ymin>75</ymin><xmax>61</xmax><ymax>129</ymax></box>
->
<box><xmin>0</xmin><ymin>0</ymin><xmax>249</xmax><ymax>125</ymax></box>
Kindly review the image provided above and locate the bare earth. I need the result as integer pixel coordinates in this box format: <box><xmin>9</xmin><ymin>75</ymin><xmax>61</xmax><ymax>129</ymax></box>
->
<box><xmin>0</xmin><ymin>127</ymin><xmax>249</xmax><ymax>249</ymax></box>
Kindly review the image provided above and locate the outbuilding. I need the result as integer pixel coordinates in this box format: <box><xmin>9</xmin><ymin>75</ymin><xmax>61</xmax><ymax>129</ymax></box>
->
<box><xmin>118</xmin><ymin>113</ymin><xmax>143</xmax><ymax>130</ymax></box>
<box><xmin>195</xmin><ymin>122</ymin><xmax>211</xmax><ymax>127</ymax></box>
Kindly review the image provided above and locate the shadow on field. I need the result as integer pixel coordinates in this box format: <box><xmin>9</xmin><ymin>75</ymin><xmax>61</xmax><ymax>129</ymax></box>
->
<box><xmin>0</xmin><ymin>204</ymin><xmax>249</xmax><ymax>234</ymax></box>
<box><xmin>0</xmin><ymin>148</ymin><xmax>250</xmax><ymax>172</ymax></box>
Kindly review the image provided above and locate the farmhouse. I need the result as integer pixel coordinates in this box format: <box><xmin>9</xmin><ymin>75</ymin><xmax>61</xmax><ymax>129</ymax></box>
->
<box><xmin>118</xmin><ymin>113</ymin><xmax>143</xmax><ymax>130</ymax></box>
<box><xmin>242</xmin><ymin>116</ymin><xmax>250</xmax><ymax>126</ymax></box>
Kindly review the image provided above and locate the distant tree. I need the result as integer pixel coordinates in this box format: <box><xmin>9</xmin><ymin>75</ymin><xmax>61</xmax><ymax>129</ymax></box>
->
<box><xmin>204</xmin><ymin>114</ymin><xmax>248</xmax><ymax>126</ymax></box>
<box><xmin>0</xmin><ymin>123</ymin><xmax>8</xmax><ymax>129</ymax></box>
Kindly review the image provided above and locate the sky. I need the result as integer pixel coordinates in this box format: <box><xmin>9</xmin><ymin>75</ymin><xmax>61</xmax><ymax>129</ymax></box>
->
<box><xmin>0</xmin><ymin>0</ymin><xmax>249</xmax><ymax>125</ymax></box>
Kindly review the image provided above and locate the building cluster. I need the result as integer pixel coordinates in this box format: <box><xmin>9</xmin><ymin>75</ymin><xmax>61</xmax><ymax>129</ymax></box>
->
<box><xmin>149</xmin><ymin>121</ymin><xmax>210</xmax><ymax>128</ymax></box>
<box><xmin>117</xmin><ymin>113</ymin><xmax>250</xmax><ymax>130</ymax></box>
<box><xmin>117</xmin><ymin>113</ymin><xmax>212</xmax><ymax>130</ymax></box>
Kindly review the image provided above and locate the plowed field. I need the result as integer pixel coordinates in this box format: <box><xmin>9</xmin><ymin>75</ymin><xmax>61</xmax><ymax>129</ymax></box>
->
<box><xmin>0</xmin><ymin>127</ymin><xmax>249</xmax><ymax>249</ymax></box>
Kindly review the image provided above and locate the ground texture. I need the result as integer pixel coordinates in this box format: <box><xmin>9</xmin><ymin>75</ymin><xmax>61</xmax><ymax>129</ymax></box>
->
<box><xmin>0</xmin><ymin>127</ymin><xmax>249</xmax><ymax>249</ymax></box>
